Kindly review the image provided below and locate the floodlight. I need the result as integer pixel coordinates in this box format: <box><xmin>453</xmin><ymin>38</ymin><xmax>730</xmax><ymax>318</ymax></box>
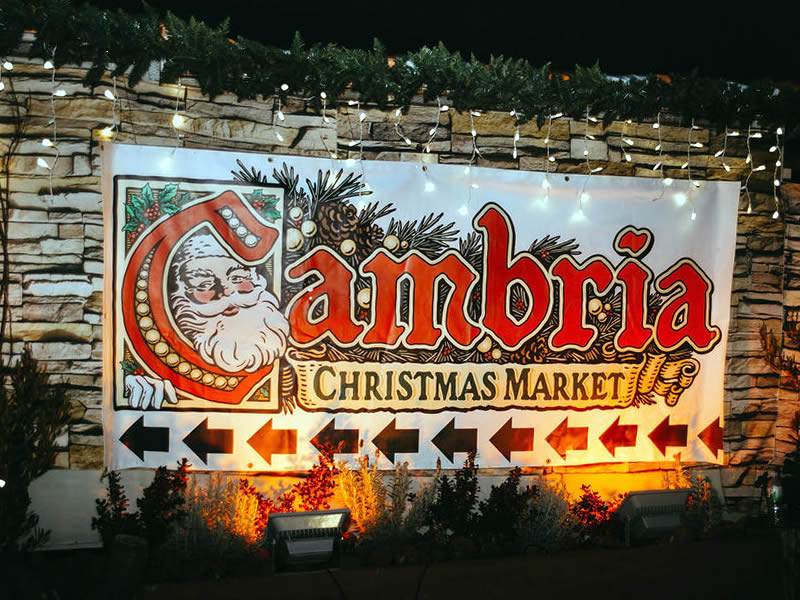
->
<box><xmin>616</xmin><ymin>488</ymin><xmax>690</xmax><ymax>546</ymax></box>
<box><xmin>266</xmin><ymin>509</ymin><xmax>350</xmax><ymax>571</ymax></box>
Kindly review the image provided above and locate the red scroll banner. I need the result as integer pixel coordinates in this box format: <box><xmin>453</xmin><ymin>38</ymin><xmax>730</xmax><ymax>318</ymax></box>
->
<box><xmin>121</xmin><ymin>191</ymin><xmax>278</xmax><ymax>403</ymax></box>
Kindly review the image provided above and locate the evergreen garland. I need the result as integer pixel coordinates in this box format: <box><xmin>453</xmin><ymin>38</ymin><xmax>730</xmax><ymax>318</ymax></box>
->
<box><xmin>0</xmin><ymin>0</ymin><xmax>797</xmax><ymax>135</ymax></box>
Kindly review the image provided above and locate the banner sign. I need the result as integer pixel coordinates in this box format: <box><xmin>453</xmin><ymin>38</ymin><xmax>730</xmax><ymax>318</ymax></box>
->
<box><xmin>103</xmin><ymin>144</ymin><xmax>739</xmax><ymax>471</ymax></box>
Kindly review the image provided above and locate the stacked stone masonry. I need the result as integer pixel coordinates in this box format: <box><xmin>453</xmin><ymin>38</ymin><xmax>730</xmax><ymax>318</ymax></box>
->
<box><xmin>0</xmin><ymin>54</ymin><xmax>793</xmax><ymax>514</ymax></box>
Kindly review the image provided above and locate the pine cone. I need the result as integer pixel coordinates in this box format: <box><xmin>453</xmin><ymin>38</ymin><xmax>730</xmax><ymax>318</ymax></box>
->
<box><xmin>511</xmin><ymin>337</ymin><xmax>549</xmax><ymax>363</ymax></box>
<box><xmin>353</xmin><ymin>222</ymin><xmax>384</xmax><ymax>262</ymax></box>
<box><xmin>316</xmin><ymin>201</ymin><xmax>358</xmax><ymax>246</ymax></box>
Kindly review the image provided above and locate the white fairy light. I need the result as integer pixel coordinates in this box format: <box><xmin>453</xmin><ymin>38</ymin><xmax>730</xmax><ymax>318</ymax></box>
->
<box><xmin>2</xmin><ymin>61</ymin><xmax>11</xmax><ymax>70</ymax></box>
<box><xmin>280</xmin><ymin>83</ymin><xmax>289</xmax><ymax>91</ymax></box>
<box><xmin>100</xmin><ymin>76</ymin><xmax>119</xmax><ymax>140</ymax></box>
<box><xmin>43</xmin><ymin>60</ymin><xmax>54</xmax><ymax>70</ymax></box>
<box><xmin>425</xmin><ymin>98</ymin><xmax>446</xmax><ymax>153</ymax></box>
<box><xmin>36</xmin><ymin>157</ymin><xmax>51</xmax><ymax>170</ymax></box>
<box><xmin>53</xmin><ymin>88</ymin><xmax>66</xmax><ymax>97</ymax></box>
<box><xmin>41</xmin><ymin>138</ymin><xmax>53</xmax><ymax>147</ymax></box>
<box><xmin>104</xmin><ymin>89</ymin><xmax>115</xmax><ymax>101</ymax></box>
<box><xmin>772</xmin><ymin>125</ymin><xmax>785</xmax><ymax>218</ymax></box>
<box><xmin>172</xmin><ymin>77</ymin><xmax>185</xmax><ymax>147</ymax></box>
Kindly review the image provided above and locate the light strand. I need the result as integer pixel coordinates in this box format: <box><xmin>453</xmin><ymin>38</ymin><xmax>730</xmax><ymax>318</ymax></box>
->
<box><xmin>273</xmin><ymin>95</ymin><xmax>285</xmax><ymax>142</ymax></box>
<box><xmin>620</xmin><ymin>119</ymin><xmax>633</xmax><ymax>163</ymax></box>
<box><xmin>424</xmin><ymin>98</ymin><xmax>448</xmax><ymax>153</ymax></box>
<box><xmin>578</xmin><ymin>106</ymin><xmax>602</xmax><ymax>216</ymax></box>
<box><xmin>685</xmin><ymin>119</ymin><xmax>700</xmax><ymax>221</ymax></box>
<box><xmin>772</xmin><ymin>126</ymin><xmax>785</xmax><ymax>219</ymax></box>
<box><xmin>652</xmin><ymin>111</ymin><xmax>670</xmax><ymax>200</ymax></box>
<box><xmin>320</xmin><ymin>91</ymin><xmax>330</xmax><ymax>124</ymax></box>
<box><xmin>542</xmin><ymin>112</ymin><xmax>561</xmax><ymax>200</ymax></box>
<box><xmin>393</xmin><ymin>106</ymin><xmax>414</xmax><ymax>147</ymax></box>
<box><xmin>171</xmin><ymin>77</ymin><xmax>185</xmax><ymax>147</ymax></box>
<box><xmin>469</xmin><ymin>110</ymin><xmax>483</xmax><ymax>160</ymax></box>
<box><xmin>40</xmin><ymin>50</ymin><xmax>60</xmax><ymax>199</ymax></box>
<box><xmin>0</xmin><ymin>59</ymin><xmax>10</xmax><ymax>92</ymax></box>
<box><xmin>99</xmin><ymin>76</ymin><xmax>119</xmax><ymax>139</ymax></box>
<box><xmin>511</xmin><ymin>109</ymin><xmax>520</xmax><ymax>160</ymax></box>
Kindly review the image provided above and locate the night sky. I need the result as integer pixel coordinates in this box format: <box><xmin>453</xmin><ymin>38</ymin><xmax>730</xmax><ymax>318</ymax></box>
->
<box><xmin>83</xmin><ymin>0</ymin><xmax>796</xmax><ymax>83</ymax></box>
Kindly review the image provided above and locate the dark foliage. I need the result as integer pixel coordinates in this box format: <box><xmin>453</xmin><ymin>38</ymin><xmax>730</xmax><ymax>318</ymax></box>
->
<box><xmin>428</xmin><ymin>451</ymin><xmax>479</xmax><ymax>537</ymax></box>
<box><xmin>0</xmin><ymin>349</ymin><xmax>70</xmax><ymax>555</ymax></box>
<box><xmin>0</xmin><ymin>1</ymin><xmax>795</xmax><ymax>135</ymax></box>
<box><xmin>92</xmin><ymin>458</ymin><xmax>190</xmax><ymax>549</ymax></box>
<box><xmin>475</xmin><ymin>467</ymin><xmax>538</xmax><ymax>550</ymax></box>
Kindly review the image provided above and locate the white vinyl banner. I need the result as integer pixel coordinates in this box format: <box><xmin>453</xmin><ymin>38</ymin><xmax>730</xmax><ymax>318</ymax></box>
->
<box><xmin>103</xmin><ymin>144</ymin><xmax>739</xmax><ymax>471</ymax></box>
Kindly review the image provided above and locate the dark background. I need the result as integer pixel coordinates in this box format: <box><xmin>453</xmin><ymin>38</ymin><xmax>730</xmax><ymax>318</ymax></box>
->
<box><xmin>81</xmin><ymin>0</ymin><xmax>796</xmax><ymax>83</ymax></box>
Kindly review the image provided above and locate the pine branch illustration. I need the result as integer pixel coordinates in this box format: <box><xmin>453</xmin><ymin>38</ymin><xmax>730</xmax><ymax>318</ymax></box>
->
<box><xmin>307</xmin><ymin>169</ymin><xmax>369</xmax><ymax>217</ymax></box>
<box><xmin>358</xmin><ymin>201</ymin><xmax>395</xmax><ymax>227</ymax></box>
<box><xmin>459</xmin><ymin>232</ymin><xmax>483</xmax><ymax>271</ymax></box>
<box><xmin>528</xmin><ymin>235</ymin><xmax>581</xmax><ymax>266</ymax></box>
<box><xmin>231</xmin><ymin>159</ymin><xmax>269</xmax><ymax>185</ymax></box>
<box><xmin>386</xmin><ymin>212</ymin><xmax>458</xmax><ymax>259</ymax></box>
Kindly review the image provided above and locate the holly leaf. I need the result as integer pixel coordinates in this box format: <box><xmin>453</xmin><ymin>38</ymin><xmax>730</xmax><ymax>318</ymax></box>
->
<box><xmin>159</xmin><ymin>184</ymin><xmax>179</xmax><ymax>205</ymax></box>
<box><xmin>120</xmin><ymin>360</ymin><xmax>138</xmax><ymax>374</ymax></box>
<box><xmin>130</xmin><ymin>194</ymin><xmax>146</xmax><ymax>211</ymax></box>
<box><xmin>262</xmin><ymin>208</ymin><xmax>281</xmax><ymax>220</ymax></box>
<box><xmin>250</xmin><ymin>189</ymin><xmax>263</xmax><ymax>201</ymax></box>
<box><xmin>177</xmin><ymin>192</ymin><xmax>191</xmax><ymax>204</ymax></box>
<box><xmin>262</xmin><ymin>195</ymin><xmax>278</xmax><ymax>208</ymax></box>
<box><xmin>122</xmin><ymin>222</ymin><xmax>139</xmax><ymax>232</ymax></box>
<box><xmin>125</xmin><ymin>203</ymin><xmax>137</xmax><ymax>219</ymax></box>
<box><xmin>142</xmin><ymin>183</ymin><xmax>154</xmax><ymax>207</ymax></box>
<box><xmin>161</xmin><ymin>203</ymin><xmax>180</xmax><ymax>214</ymax></box>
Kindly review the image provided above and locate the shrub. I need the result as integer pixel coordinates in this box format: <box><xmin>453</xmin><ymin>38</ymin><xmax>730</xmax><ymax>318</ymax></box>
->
<box><xmin>295</xmin><ymin>450</ymin><xmax>338</xmax><ymax>511</ymax></box>
<box><xmin>475</xmin><ymin>467</ymin><xmax>537</xmax><ymax>551</ymax></box>
<box><xmin>337</xmin><ymin>454</ymin><xmax>386</xmax><ymax>535</ymax></box>
<box><xmin>685</xmin><ymin>475</ymin><xmax>722</xmax><ymax>536</ymax></box>
<box><xmin>517</xmin><ymin>479</ymin><xmax>579</xmax><ymax>552</ymax></box>
<box><xmin>0</xmin><ymin>349</ymin><xmax>71</xmax><ymax>554</ymax></box>
<box><xmin>92</xmin><ymin>458</ymin><xmax>190</xmax><ymax>549</ymax></box>
<box><xmin>170</xmin><ymin>473</ymin><xmax>262</xmax><ymax>560</ymax></box>
<box><xmin>427</xmin><ymin>451</ymin><xmax>479</xmax><ymax>538</ymax></box>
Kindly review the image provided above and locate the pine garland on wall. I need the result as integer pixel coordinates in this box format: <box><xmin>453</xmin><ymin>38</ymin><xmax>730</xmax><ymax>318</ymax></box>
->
<box><xmin>0</xmin><ymin>0</ymin><xmax>797</xmax><ymax>134</ymax></box>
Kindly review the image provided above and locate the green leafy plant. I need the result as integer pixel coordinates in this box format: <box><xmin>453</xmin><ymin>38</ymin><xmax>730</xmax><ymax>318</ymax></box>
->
<box><xmin>337</xmin><ymin>454</ymin><xmax>386</xmax><ymax>536</ymax></box>
<box><xmin>475</xmin><ymin>467</ymin><xmax>538</xmax><ymax>552</ymax></box>
<box><xmin>0</xmin><ymin>348</ymin><xmax>70</xmax><ymax>555</ymax></box>
<box><xmin>426</xmin><ymin>451</ymin><xmax>479</xmax><ymax>538</ymax></box>
<box><xmin>92</xmin><ymin>458</ymin><xmax>190</xmax><ymax>549</ymax></box>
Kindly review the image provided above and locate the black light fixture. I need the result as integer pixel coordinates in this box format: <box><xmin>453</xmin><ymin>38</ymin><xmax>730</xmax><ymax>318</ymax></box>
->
<box><xmin>266</xmin><ymin>509</ymin><xmax>351</xmax><ymax>571</ymax></box>
<box><xmin>616</xmin><ymin>488</ymin><xmax>691</xmax><ymax>545</ymax></box>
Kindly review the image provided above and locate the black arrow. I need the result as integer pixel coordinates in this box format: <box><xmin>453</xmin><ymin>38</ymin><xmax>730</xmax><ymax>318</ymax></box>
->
<box><xmin>310</xmin><ymin>419</ymin><xmax>359</xmax><ymax>454</ymax></box>
<box><xmin>648</xmin><ymin>416</ymin><xmax>688</xmax><ymax>457</ymax></box>
<box><xmin>183</xmin><ymin>418</ymin><xmax>234</xmax><ymax>464</ymax></box>
<box><xmin>247</xmin><ymin>419</ymin><xmax>297</xmax><ymax>464</ymax></box>
<box><xmin>120</xmin><ymin>415</ymin><xmax>169</xmax><ymax>461</ymax></box>
<box><xmin>489</xmin><ymin>418</ymin><xmax>534</xmax><ymax>462</ymax></box>
<box><xmin>432</xmin><ymin>417</ymin><xmax>478</xmax><ymax>463</ymax></box>
<box><xmin>372</xmin><ymin>418</ymin><xmax>419</xmax><ymax>463</ymax></box>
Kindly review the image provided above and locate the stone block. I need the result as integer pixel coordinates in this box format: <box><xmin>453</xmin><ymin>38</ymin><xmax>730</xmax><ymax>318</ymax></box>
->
<box><xmin>21</xmin><ymin>302</ymin><xmax>83</xmax><ymax>322</ymax></box>
<box><xmin>59</xmin><ymin>223</ymin><xmax>84</xmax><ymax>238</ymax></box>
<box><xmin>570</xmin><ymin>138</ymin><xmax>608</xmax><ymax>161</ymax></box>
<box><xmin>29</xmin><ymin>342</ymin><xmax>92</xmax><ymax>361</ymax></box>
<box><xmin>9</xmin><ymin>208</ymin><xmax>49</xmax><ymax>222</ymax></box>
<box><xmin>742</xmin><ymin>421</ymin><xmax>775</xmax><ymax>438</ymax></box>
<box><xmin>6</xmin><ymin>222</ymin><xmax>59</xmax><ymax>240</ymax></box>
<box><xmin>69</xmin><ymin>444</ymin><xmax>103</xmax><ymax>470</ymax></box>
<box><xmin>451</xmin><ymin>111</ymin><xmax>569</xmax><ymax>138</ymax></box>
<box><xmin>24</xmin><ymin>274</ymin><xmax>93</xmax><ymax>297</ymax></box>
<box><xmin>41</xmin><ymin>238</ymin><xmax>83</xmax><ymax>255</ymax></box>
<box><xmin>11</xmin><ymin>322</ymin><xmax>93</xmax><ymax>343</ymax></box>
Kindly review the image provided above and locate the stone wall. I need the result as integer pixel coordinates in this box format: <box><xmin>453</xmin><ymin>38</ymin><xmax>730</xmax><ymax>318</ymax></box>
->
<box><xmin>0</xmin><ymin>49</ymin><xmax>792</xmax><ymax>514</ymax></box>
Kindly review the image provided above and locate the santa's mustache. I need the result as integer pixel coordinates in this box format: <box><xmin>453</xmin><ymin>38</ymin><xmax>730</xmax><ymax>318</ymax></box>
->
<box><xmin>177</xmin><ymin>285</ymin><xmax>269</xmax><ymax>319</ymax></box>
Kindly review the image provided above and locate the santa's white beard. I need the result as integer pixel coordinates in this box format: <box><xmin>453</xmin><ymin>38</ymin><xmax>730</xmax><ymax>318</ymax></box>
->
<box><xmin>171</xmin><ymin>287</ymin><xmax>289</xmax><ymax>373</ymax></box>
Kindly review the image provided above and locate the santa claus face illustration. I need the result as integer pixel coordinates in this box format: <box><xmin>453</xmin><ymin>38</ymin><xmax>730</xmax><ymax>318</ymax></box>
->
<box><xmin>169</xmin><ymin>232</ymin><xmax>289</xmax><ymax>373</ymax></box>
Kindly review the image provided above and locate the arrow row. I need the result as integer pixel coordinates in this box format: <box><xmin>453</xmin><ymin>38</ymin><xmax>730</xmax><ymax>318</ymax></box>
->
<box><xmin>372</xmin><ymin>418</ymin><xmax>419</xmax><ymax>463</ymax></box>
<box><xmin>183</xmin><ymin>417</ymin><xmax>234</xmax><ymax>464</ymax></box>
<box><xmin>489</xmin><ymin>418</ymin><xmax>534</xmax><ymax>462</ymax></box>
<box><xmin>698</xmin><ymin>417</ymin><xmax>724</xmax><ymax>459</ymax></box>
<box><xmin>648</xmin><ymin>416</ymin><xmax>688</xmax><ymax>456</ymax></box>
<box><xmin>310</xmin><ymin>419</ymin><xmax>359</xmax><ymax>455</ymax></box>
<box><xmin>120</xmin><ymin>415</ymin><xmax>169</xmax><ymax>461</ymax></box>
<box><xmin>546</xmin><ymin>417</ymin><xmax>588</xmax><ymax>460</ymax></box>
<box><xmin>247</xmin><ymin>419</ymin><xmax>297</xmax><ymax>464</ymax></box>
<box><xmin>599</xmin><ymin>417</ymin><xmax>638</xmax><ymax>457</ymax></box>
<box><xmin>432</xmin><ymin>417</ymin><xmax>477</xmax><ymax>463</ymax></box>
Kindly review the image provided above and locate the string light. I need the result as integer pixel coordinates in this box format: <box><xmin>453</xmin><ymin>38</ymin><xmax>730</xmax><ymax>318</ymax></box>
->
<box><xmin>0</xmin><ymin>60</ymin><xmax>9</xmax><ymax>92</ymax></box>
<box><xmin>542</xmin><ymin>113</ymin><xmax>560</xmax><ymax>201</ymax></box>
<box><xmin>424</xmin><ymin>98</ymin><xmax>446</xmax><ymax>153</ymax></box>
<box><xmin>42</xmin><ymin>49</ymin><xmax>60</xmax><ymax>198</ymax></box>
<box><xmin>619</xmin><ymin>119</ymin><xmax>633</xmax><ymax>162</ymax></box>
<box><xmin>423</xmin><ymin>164</ymin><xmax>435</xmax><ymax>192</ymax></box>
<box><xmin>511</xmin><ymin>109</ymin><xmax>520</xmax><ymax>160</ymax></box>
<box><xmin>652</xmin><ymin>111</ymin><xmax>668</xmax><ymax>200</ymax></box>
<box><xmin>742</xmin><ymin>125</ymin><xmax>766</xmax><ymax>216</ymax></box>
<box><xmin>393</xmin><ymin>107</ymin><xmax>414</xmax><ymax>146</ymax></box>
<box><xmin>684</xmin><ymin>119</ymin><xmax>699</xmax><ymax>221</ymax></box>
<box><xmin>772</xmin><ymin>126</ymin><xmax>785</xmax><ymax>219</ymax></box>
<box><xmin>320</xmin><ymin>91</ymin><xmax>330</xmax><ymax>123</ymax></box>
<box><xmin>171</xmin><ymin>77</ymin><xmax>185</xmax><ymax>146</ymax></box>
<box><xmin>578</xmin><ymin>106</ymin><xmax>602</xmax><ymax>212</ymax></box>
<box><xmin>99</xmin><ymin>76</ymin><xmax>119</xmax><ymax>139</ymax></box>
<box><xmin>714</xmin><ymin>127</ymin><xmax>733</xmax><ymax>173</ymax></box>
